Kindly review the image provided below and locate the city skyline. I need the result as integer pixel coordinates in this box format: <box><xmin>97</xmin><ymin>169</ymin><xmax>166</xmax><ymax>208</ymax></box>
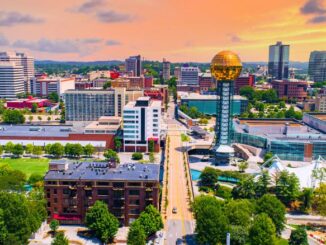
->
<box><xmin>1</xmin><ymin>0</ymin><xmax>326</xmax><ymax>62</ymax></box>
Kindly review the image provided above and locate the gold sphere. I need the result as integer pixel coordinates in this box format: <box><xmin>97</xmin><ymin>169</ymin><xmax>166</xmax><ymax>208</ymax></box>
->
<box><xmin>211</xmin><ymin>50</ymin><xmax>242</xmax><ymax>80</ymax></box>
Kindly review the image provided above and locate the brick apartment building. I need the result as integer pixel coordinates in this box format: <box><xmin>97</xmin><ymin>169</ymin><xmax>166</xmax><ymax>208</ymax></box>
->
<box><xmin>234</xmin><ymin>75</ymin><xmax>255</xmax><ymax>94</ymax></box>
<box><xmin>44</xmin><ymin>160</ymin><xmax>160</xmax><ymax>226</ymax></box>
<box><xmin>271</xmin><ymin>79</ymin><xmax>308</xmax><ymax>101</ymax></box>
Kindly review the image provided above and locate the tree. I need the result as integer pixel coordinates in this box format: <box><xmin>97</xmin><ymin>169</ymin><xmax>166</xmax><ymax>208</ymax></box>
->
<box><xmin>2</xmin><ymin>110</ymin><xmax>25</xmax><ymax>124</ymax></box>
<box><xmin>264</xmin><ymin>152</ymin><xmax>273</xmax><ymax>162</ymax></box>
<box><xmin>275</xmin><ymin>170</ymin><xmax>300</xmax><ymax>205</ymax></box>
<box><xmin>84</xmin><ymin>144</ymin><xmax>95</xmax><ymax>157</ymax></box>
<box><xmin>127</xmin><ymin>220</ymin><xmax>146</xmax><ymax>245</ymax></box>
<box><xmin>25</xmin><ymin>144</ymin><xmax>34</xmax><ymax>154</ymax></box>
<box><xmin>148</xmin><ymin>139</ymin><xmax>154</xmax><ymax>153</ymax></box>
<box><xmin>49</xmin><ymin>143</ymin><xmax>64</xmax><ymax>158</ymax></box>
<box><xmin>289</xmin><ymin>227</ymin><xmax>308</xmax><ymax>245</ymax></box>
<box><xmin>194</xmin><ymin>196</ymin><xmax>228</xmax><ymax>244</ymax></box>
<box><xmin>50</xmin><ymin>219</ymin><xmax>59</xmax><ymax>234</ymax></box>
<box><xmin>312</xmin><ymin>168</ymin><xmax>326</xmax><ymax>186</ymax></box>
<box><xmin>0</xmin><ymin>145</ymin><xmax>3</xmax><ymax>156</ymax></box>
<box><xmin>256</xmin><ymin>194</ymin><xmax>286</xmax><ymax>234</ymax></box>
<box><xmin>28</xmin><ymin>115</ymin><xmax>33</xmax><ymax>123</ymax></box>
<box><xmin>0</xmin><ymin>165</ymin><xmax>26</xmax><ymax>191</ymax></box>
<box><xmin>32</xmin><ymin>146</ymin><xmax>43</xmax><ymax>157</ymax></box>
<box><xmin>240</xmin><ymin>86</ymin><xmax>255</xmax><ymax>101</ymax></box>
<box><xmin>37</xmin><ymin>115</ymin><xmax>42</xmax><ymax>122</ymax></box>
<box><xmin>28</xmin><ymin>173</ymin><xmax>43</xmax><ymax>186</ymax></box>
<box><xmin>149</xmin><ymin>152</ymin><xmax>155</xmax><ymax>163</ymax></box>
<box><xmin>199</xmin><ymin>167</ymin><xmax>219</xmax><ymax>188</ymax></box>
<box><xmin>255</xmin><ymin>171</ymin><xmax>271</xmax><ymax>198</ymax></box>
<box><xmin>313</xmin><ymin>183</ymin><xmax>326</xmax><ymax>216</ymax></box>
<box><xmin>31</xmin><ymin>103</ymin><xmax>38</xmax><ymax>113</ymax></box>
<box><xmin>192</xmin><ymin>195</ymin><xmax>223</xmax><ymax>217</ymax></box>
<box><xmin>225</xmin><ymin>199</ymin><xmax>254</xmax><ymax>227</ymax></box>
<box><xmin>198</xmin><ymin>118</ymin><xmax>208</xmax><ymax>125</ymax></box>
<box><xmin>262</xmin><ymin>89</ymin><xmax>278</xmax><ymax>103</ymax></box>
<box><xmin>44</xmin><ymin>144</ymin><xmax>52</xmax><ymax>154</ymax></box>
<box><xmin>85</xmin><ymin>201</ymin><xmax>119</xmax><ymax>243</ymax></box>
<box><xmin>249</xmin><ymin>213</ymin><xmax>276</xmax><ymax>245</ymax></box>
<box><xmin>238</xmin><ymin>161</ymin><xmax>248</xmax><ymax>173</ymax></box>
<box><xmin>51</xmin><ymin>232</ymin><xmax>68</xmax><ymax>245</ymax></box>
<box><xmin>48</xmin><ymin>92</ymin><xmax>59</xmax><ymax>103</ymax></box>
<box><xmin>114</xmin><ymin>137</ymin><xmax>122</xmax><ymax>152</ymax></box>
<box><xmin>299</xmin><ymin>188</ymin><xmax>313</xmax><ymax>213</ymax></box>
<box><xmin>104</xmin><ymin>149</ymin><xmax>120</xmax><ymax>163</ymax></box>
<box><xmin>232</xmin><ymin>176</ymin><xmax>256</xmax><ymax>199</ymax></box>
<box><xmin>12</xmin><ymin>144</ymin><xmax>24</xmax><ymax>157</ymax></box>
<box><xmin>132</xmin><ymin>152</ymin><xmax>143</xmax><ymax>160</ymax></box>
<box><xmin>230</xmin><ymin>225</ymin><xmax>249</xmax><ymax>245</ymax></box>
<box><xmin>5</xmin><ymin>142</ymin><xmax>14</xmax><ymax>153</ymax></box>
<box><xmin>47</xmin><ymin>116</ymin><xmax>51</xmax><ymax>122</ymax></box>
<box><xmin>138</xmin><ymin>205</ymin><xmax>163</xmax><ymax>237</ymax></box>
<box><xmin>103</xmin><ymin>81</ymin><xmax>111</xmax><ymax>90</ymax></box>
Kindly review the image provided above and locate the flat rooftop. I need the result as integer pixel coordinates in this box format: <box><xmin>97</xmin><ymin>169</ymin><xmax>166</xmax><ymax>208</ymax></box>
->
<box><xmin>44</xmin><ymin>162</ymin><xmax>160</xmax><ymax>181</ymax></box>
<box><xmin>239</xmin><ymin>119</ymin><xmax>302</xmax><ymax>127</ymax></box>
<box><xmin>0</xmin><ymin>125</ymin><xmax>81</xmax><ymax>137</ymax></box>
<box><xmin>313</xmin><ymin>114</ymin><xmax>326</xmax><ymax>121</ymax></box>
<box><xmin>180</xmin><ymin>93</ymin><xmax>246</xmax><ymax>101</ymax></box>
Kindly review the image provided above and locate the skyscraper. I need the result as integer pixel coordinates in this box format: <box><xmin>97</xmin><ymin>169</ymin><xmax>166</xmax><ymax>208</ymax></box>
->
<box><xmin>180</xmin><ymin>66</ymin><xmax>199</xmax><ymax>85</ymax></box>
<box><xmin>0</xmin><ymin>62</ymin><xmax>25</xmax><ymax>99</ymax></box>
<box><xmin>268</xmin><ymin>41</ymin><xmax>289</xmax><ymax>79</ymax></box>
<box><xmin>308</xmin><ymin>51</ymin><xmax>326</xmax><ymax>82</ymax></box>
<box><xmin>0</xmin><ymin>52</ymin><xmax>35</xmax><ymax>93</ymax></box>
<box><xmin>125</xmin><ymin>55</ymin><xmax>142</xmax><ymax>76</ymax></box>
<box><xmin>162</xmin><ymin>58</ymin><xmax>171</xmax><ymax>81</ymax></box>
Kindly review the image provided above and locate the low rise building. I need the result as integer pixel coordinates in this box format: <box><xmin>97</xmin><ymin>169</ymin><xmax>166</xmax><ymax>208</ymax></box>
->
<box><xmin>6</xmin><ymin>96</ymin><xmax>51</xmax><ymax>109</ymax></box>
<box><xmin>271</xmin><ymin>79</ymin><xmax>308</xmax><ymax>101</ymax></box>
<box><xmin>44</xmin><ymin>161</ymin><xmax>160</xmax><ymax>225</ymax></box>
<box><xmin>123</xmin><ymin>97</ymin><xmax>161</xmax><ymax>152</ymax></box>
<box><xmin>31</xmin><ymin>77</ymin><xmax>75</xmax><ymax>97</ymax></box>
<box><xmin>180</xmin><ymin>66</ymin><xmax>199</xmax><ymax>85</ymax></box>
<box><xmin>234</xmin><ymin>75</ymin><xmax>255</xmax><ymax>94</ymax></box>
<box><xmin>316</xmin><ymin>95</ymin><xmax>326</xmax><ymax>112</ymax></box>
<box><xmin>198</xmin><ymin>72</ymin><xmax>214</xmax><ymax>92</ymax></box>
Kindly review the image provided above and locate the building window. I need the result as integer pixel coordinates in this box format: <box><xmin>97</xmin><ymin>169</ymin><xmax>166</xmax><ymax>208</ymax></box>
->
<box><xmin>128</xmin><ymin>182</ymin><xmax>141</xmax><ymax>187</ymax></box>
<box><xmin>97</xmin><ymin>189</ymin><xmax>109</xmax><ymax>196</ymax></box>
<box><xmin>129</xmin><ymin>190</ymin><xmax>140</xmax><ymax>196</ymax></box>
<box><xmin>129</xmin><ymin>209</ymin><xmax>140</xmax><ymax>215</ymax></box>
<box><xmin>129</xmin><ymin>199</ymin><xmax>140</xmax><ymax>205</ymax></box>
<box><xmin>53</xmin><ymin>189</ymin><xmax>57</xmax><ymax>194</ymax></box>
<box><xmin>63</xmin><ymin>188</ymin><xmax>69</xmax><ymax>195</ymax></box>
<box><xmin>97</xmin><ymin>182</ymin><xmax>110</xmax><ymax>186</ymax></box>
<box><xmin>54</xmin><ymin>198</ymin><xmax>58</xmax><ymax>203</ymax></box>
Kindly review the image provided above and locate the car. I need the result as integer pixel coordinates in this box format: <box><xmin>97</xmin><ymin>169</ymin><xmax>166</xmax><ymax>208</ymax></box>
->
<box><xmin>172</xmin><ymin>207</ymin><xmax>177</xmax><ymax>213</ymax></box>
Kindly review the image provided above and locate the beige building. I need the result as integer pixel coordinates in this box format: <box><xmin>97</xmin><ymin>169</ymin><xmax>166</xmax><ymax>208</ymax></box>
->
<box><xmin>114</xmin><ymin>87</ymin><xmax>143</xmax><ymax>117</ymax></box>
<box><xmin>316</xmin><ymin>95</ymin><xmax>326</xmax><ymax>112</ymax></box>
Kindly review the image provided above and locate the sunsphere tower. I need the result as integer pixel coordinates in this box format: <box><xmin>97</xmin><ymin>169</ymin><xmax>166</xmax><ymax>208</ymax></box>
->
<box><xmin>211</xmin><ymin>51</ymin><xmax>242</xmax><ymax>164</ymax></box>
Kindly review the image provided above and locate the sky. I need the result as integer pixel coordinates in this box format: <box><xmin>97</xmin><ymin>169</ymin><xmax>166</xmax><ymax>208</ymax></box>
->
<box><xmin>1</xmin><ymin>0</ymin><xmax>326</xmax><ymax>62</ymax></box>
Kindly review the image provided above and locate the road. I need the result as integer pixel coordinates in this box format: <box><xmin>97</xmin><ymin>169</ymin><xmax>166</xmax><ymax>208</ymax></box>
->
<box><xmin>165</xmin><ymin>102</ymin><xmax>195</xmax><ymax>245</ymax></box>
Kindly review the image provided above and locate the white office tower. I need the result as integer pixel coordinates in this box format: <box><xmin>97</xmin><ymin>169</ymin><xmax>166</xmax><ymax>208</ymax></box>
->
<box><xmin>0</xmin><ymin>52</ymin><xmax>35</xmax><ymax>93</ymax></box>
<box><xmin>0</xmin><ymin>62</ymin><xmax>25</xmax><ymax>99</ymax></box>
<box><xmin>180</xmin><ymin>66</ymin><xmax>199</xmax><ymax>85</ymax></box>
<box><xmin>123</xmin><ymin>97</ymin><xmax>161</xmax><ymax>152</ymax></box>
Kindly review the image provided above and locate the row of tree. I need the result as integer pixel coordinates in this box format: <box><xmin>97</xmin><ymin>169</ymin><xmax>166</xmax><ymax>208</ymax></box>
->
<box><xmin>239</xmin><ymin>86</ymin><xmax>279</xmax><ymax>103</ymax></box>
<box><xmin>192</xmin><ymin>194</ymin><xmax>308</xmax><ymax>245</ymax></box>
<box><xmin>0</xmin><ymin>142</ymin><xmax>95</xmax><ymax>158</ymax></box>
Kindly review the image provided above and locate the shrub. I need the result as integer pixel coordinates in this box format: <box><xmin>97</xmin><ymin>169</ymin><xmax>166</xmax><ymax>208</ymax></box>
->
<box><xmin>132</xmin><ymin>152</ymin><xmax>143</xmax><ymax>160</ymax></box>
<box><xmin>215</xmin><ymin>185</ymin><xmax>232</xmax><ymax>200</ymax></box>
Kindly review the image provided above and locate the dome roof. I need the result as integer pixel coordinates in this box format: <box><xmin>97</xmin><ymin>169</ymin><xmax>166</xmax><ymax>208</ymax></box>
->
<box><xmin>211</xmin><ymin>50</ymin><xmax>242</xmax><ymax>81</ymax></box>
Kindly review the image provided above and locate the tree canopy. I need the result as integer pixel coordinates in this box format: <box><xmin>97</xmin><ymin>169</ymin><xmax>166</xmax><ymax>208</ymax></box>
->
<box><xmin>289</xmin><ymin>227</ymin><xmax>308</xmax><ymax>245</ymax></box>
<box><xmin>249</xmin><ymin>213</ymin><xmax>276</xmax><ymax>245</ymax></box>
<box><xmin>127</xmin><ymin>220</ymin><xmax>146</xmax><ymax>245</ymax></box>
<box><xmin>2</xmin><ymin>110</ymin><xmax>25</xmax><ymax>124</ymax></box>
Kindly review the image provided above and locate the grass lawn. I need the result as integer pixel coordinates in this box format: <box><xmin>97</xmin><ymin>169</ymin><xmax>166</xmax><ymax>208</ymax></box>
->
<box><xmin>0</xmin><ymin>158</ymin><xmax>49</xmax><ymax>177</ymax></box>
<box><xmin>275</xmin><ymin>238</ymin><xmax>289</xmax><ymax>245</ymax></box>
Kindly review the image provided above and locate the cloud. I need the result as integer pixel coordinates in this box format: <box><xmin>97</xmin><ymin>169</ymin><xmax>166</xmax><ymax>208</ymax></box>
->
<box><xmin>97</xmin><ymin>10</ymin><xmax>133</xmax><ymax>23</ymax></box>
<box><xmin>309</xmin><ymin>15</ymin><xmax>326</xmax><ymax>23</ymax></box>
<box><xmin>106</xmin><ymin>40</ymin><xmax>121</xmax><ymax>46</ymax></box>
<box><xmin>81</xmin><ymin>38</ymin><xmax>102</xmax><ymax>44</ymax></box>
<box><xmin>300</xmin><ymin>0</ymin><xmax>326</xmax><ymax>14</ymax></box>
<box><xmin>73</xmin><ymin>0</ymin><xmax>106</xmax><ymax>13</ymax></box>
<box><xmin>0</xmin><ymin>33</ymin><xmax>9</xmax><ymax>46</ymax></box>
<box><xmin>0</xmin><ymin>11</ymin><xmax>44</xmax><ymax>27</ymax></box>
<box><xmin>229</xmin><ymin>34</ymin><xmax>242</xmax><ymax>43</ymax></box>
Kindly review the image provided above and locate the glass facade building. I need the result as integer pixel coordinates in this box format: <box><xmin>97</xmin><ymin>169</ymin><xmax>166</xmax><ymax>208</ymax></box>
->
<box><xmin>308</xmin><ymin>51</ymin><xmax>326</xmax><ymax>82</ymax></box>
<box><xmin>268</xmin><ymin>41</ymin><xmax>289</xmax><ymax>79</ymax></box>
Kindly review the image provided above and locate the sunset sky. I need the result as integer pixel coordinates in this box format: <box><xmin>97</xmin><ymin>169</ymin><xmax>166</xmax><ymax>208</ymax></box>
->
<box><xmin>1</xmin><ymin>0</ymin><xmax>326</xmax><ymax>62</ymax></box>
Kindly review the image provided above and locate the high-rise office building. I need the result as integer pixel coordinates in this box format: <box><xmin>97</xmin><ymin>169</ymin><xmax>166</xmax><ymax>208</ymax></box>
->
<box><xmin>0</xmin><ymin>62</ymin><xmax>25</xmax><ymax>99</ymax></box>
<box><xmin>268</xmin><ymin>42</ymin><xmax>289</xmax><ymax>79</ymax></box>
<box><xmin>308</xmin><ymin>51</ymin><xmax>326</xmax><ymax>82</ymax></box>
<box><xmin>0</xmin><ymin>52</ymin><xmax>35</xmax><ymax>93</ymax></box>
<box><xmin>123</xmin><ymin>97</ymin><xmax>161</xmax><ymax>152</ymax></box>
<box><xmin>180</xmin><ymin>66</ymin><xmax>199</xmax><ymax>85</ymax></box>
<box><xmin>125</xmin><ymin>55</ymin><xmax>142</xmax><ymax>76</ymax></box>
<box><xmin>162</xmin><ymin>58</ymin><xmax>171</xmax><ymax>81</ymax></box>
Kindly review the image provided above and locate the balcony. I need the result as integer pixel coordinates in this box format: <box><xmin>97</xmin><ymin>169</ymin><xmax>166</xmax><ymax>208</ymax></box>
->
<box><xmin>112</xmin><ymin>187</ymin><xmax>124</xmax><ymax>191</ymax></box>
<box><xmin>69</xmin><ymin>185</ymin><xmax>77</xmax><ymax>190</ymax></box>
<box><xmin>145</xmin><ymin>188</ymin><xmax>153</xmax><ymax>192</ymax></box>
<box><xmin>84</xmin><ymin>186</ymin><xmax>92</xmax><ymax>190</ymax></box>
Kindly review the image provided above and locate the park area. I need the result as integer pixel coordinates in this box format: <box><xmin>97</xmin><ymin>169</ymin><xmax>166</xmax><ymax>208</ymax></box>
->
<box><xmin>0</xmin><ymin>158</ymin><xmax>49</xmax><ymax>177</ymax></box>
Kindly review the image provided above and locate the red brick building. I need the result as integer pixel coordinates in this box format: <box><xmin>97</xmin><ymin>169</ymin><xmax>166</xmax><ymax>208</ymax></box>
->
<box><xmin>234</xmin><ymin>75</ymin><xmax>255</xmax><ymax>94</ymax></box>
<box><xmin>6</xmin><ymin>96</ymin><xmax>51</xmax><ymax>109</ymax></box>
<box><xmin>199</xmin><ymin>73</ymin><xmax>214</xmax><ymax>92</ymax></box>
<box><xmin>44</xmin><ymin>161</ymin><xmax>160</xmax><ymax>226</ymax></box>
<box><xmin>271</xmin><ymin>79</ymin><xmax>308</xmax><ymax>101</ymax></box>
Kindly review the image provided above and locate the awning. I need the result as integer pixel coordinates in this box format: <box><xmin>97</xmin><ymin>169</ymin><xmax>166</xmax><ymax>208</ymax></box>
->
<box><xmin>53</xmin><ymin>214</ymin><xmax>81</xmax><ymax>221</ymax></box>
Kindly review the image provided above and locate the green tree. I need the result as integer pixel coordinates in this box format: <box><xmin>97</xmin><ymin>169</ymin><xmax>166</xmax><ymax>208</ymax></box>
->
<box><xmin>28</xmin><ymin>115</ymin><xmax>33</xmax><ymax>123</ymax></box>
<box><xmin>299</xmin><ymin>188</ymin><xmax>313</xmax><ymax>213</ymax></box>
<box><xmin>230</xmin><ymin>225</ymin><xmax>249</xmax><ymax>245</ymax></box>
<box><xmin>225</xmin><ymin>199</ymin><xmax>254</xmax><ymax>227</ymax></box>
<box><xmin>48</xmin><ymin>92</ymin><xmax>59</xmax><ymax>103</ymax></box>
<box><xmin>47</xmin><ymin>116</ymin><xmax>51</xmax><ymax>122</ymax></box>
<box><xmin>249</xmin><ymin>213</ymin><xmax>276</xmax><ymax>245</ymax></box>
<box><xmin>37</xmin><ymin>115</ymin><xmax>42</xmax><ymax>122</ymax></box>
<box><xmin>25</xmin><ymin>144</ymin><xmax>34</xmax><ymax>154</ymax></box>
<box><xmin>50</xmin><ymin>219</ymin><xmax>59</xmax><ymax>234</ymax></box>
<box><xmin>195</xmin><ymin>196</ymin><xmax>228</xmax><ymax>244</ymax></box>
<box><xmin>279</xmin><ymin>101</ymin><xmax>286</xmax><ymax>108</ymax></box>
<box><xmin>127</xmin><ymin>220</ymin><xmax>146</xmax><ymax>245</ymax></box>
<box><xmin>199</xmin><ymin>167</ymin><xmax>219</xmax><ymax>188</ymax></box>
<box><xmin>132</xmin><ymin>152</ymin><xmax>143</xmax><ymax>160</ymax></box>
<box><xmin>264</xmin><ymin>152</ymin><xmax>273</xmax><ymax>162</ymax></box>
<box><xmin>71</xmin><ymin>143</ymin><xmax>84</xmax><ymax>158</ymax></box>
<box><xmin>114</xmin><ymin>137</ymin><xmax>122</xmax><ymax>152</ymax></box>
<box><xmin>104</xmin><ymin>149</ymin><xmax>120</xmax><ymax>163</ymax></box>
<box><xmin>103</xmin><ymin>81</ymin><xmax>111</xmax><ymax>90</ymax></box>
<box><xmin>232</xmin><ymin>176</ymin><xmax>256</xmax><ymax>199</ymax></box>
<box><xmin>0</xmin><ymin>165</ymin><xmax>26</xmax><ymax>191</ymax></box>
<box><xmin>0</xmin><ymin>209</ymin><xmax>8</xmax><ymax>244</ymax></box>
<box><xmin>148</xmin><ymin>139</ymin><xmax>155</xmax><ymax>153</ymax></box>
<box><xmin>238</xmin><ymin>161</ymin><xmax>249</xmax><ymax>173</ymax></box>
<box><xmin>285</xmin><ymin>106</ymin><xmax>296</xmax><ymax>118</ymax></box>
<box><xmin>289</xmin><ymin>227</ymin><xmax>308</xmax><ymax>245</ymax></box>
<box><xmin>313</xmin><ymin>183</ymin><xmax>326</xmax><ymax>216</ymax></box>
<box><xmin>12</xmin><ymin>144</ymin><xmax>24</xmax><ymax>157</ymax></box>
<box><xmin>84</xmin><ymin>144</ymin><xmax>95</xmax><ymax>157</ymax></box>
<box><xmin>5</xmin><ymin>142</ymin><xmax>14</xmax><ymax>153</ymax></box>
<box><xmin>32</xmin><ymin>146</ymin><xmax>43</xmax><ymax>157</ymax></box>
<box><xmin>262</xmin><ymin>89</ymin><xmax>278</xmax><ymax>103</ymax></box>
<box><xmin>312</xmin><ymin>168</ymin><xmax>326</xmax><ymax>184</ymax></box>
<box><xmin>149</xmin><ymin>152</ymin><xmax>155</xmax><ymax>163</ymax></box>
<box><xmin>0</xmin><ymin>145</ymin><xmax>3</xmax><ymax>156</ymax></box>
<box><xmin>138</xmin><ymin>205</ymin><xmax>163</xmax><ymax>237</ymax></box>
<box><xmin>51</xmin><ymin>232</ymin><xmax>69</xmax><ymax>245</ymax></box>
<box><xmin>49</xmin><ymin>143</ymin><xmax>64</xmax><ymax>158</ymax></box>
<box><xmin>240</xmin><ymin>86</ymin><xmax>255</xmax><ymax>101</ymax></box>
<box><xmin>275</xmin><ymin>170</ymin><xmax>300</xmax><ymax>205</ymax></box>
<box><xmin>85</xmin><ymin>201</ymin><xmax>119</xmax><ymax>243</ymax></box>
<box><xmin>256</xmin><ymin>194</ymin><xmax>286</xmax><ymax>234</ymax></box>
<box><xmin>2</xmin><ymin>110</ymin><xmax>25</xmax><ymax>124</ymax></box>
<box><xmin>255</xmin><ymin>171</ymin><xmax>271</xmax><ymax>198</ymax></box>
<box><xmin>44</xmin><ymin>144</ymin><xmax>52</xmax><ymax>154</ymax></box>
<box><xmin>28</xmin><ymin>173</ymin><xmax>43</xmax><ymax>186</ymax></box>
<box><xmin>31</xmin><ymin>103</ymin><xmax>38</xmax><ymax>113</ymax></box>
